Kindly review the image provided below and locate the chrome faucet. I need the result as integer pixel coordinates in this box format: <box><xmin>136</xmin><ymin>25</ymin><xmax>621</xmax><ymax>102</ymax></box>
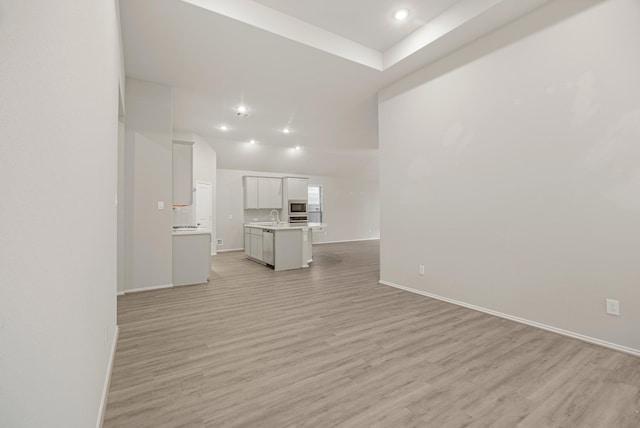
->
<box><xmin>269</xmin><ymin>210</ymin><xmax>280</xmax><ymax>225</ymax></box>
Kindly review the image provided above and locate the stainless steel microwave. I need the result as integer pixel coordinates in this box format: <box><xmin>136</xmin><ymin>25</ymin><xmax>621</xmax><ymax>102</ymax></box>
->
<box><xmin>289</xmin><ymin>201</ymin><xmax>307</xmax><ymax>214</ymax></box>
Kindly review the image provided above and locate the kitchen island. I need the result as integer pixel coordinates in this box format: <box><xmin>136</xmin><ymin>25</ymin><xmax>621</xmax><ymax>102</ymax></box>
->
<box><xmin>244</xmin><ymin>222</ymin><xmax>326</xmax><ymax>271</ymax></box>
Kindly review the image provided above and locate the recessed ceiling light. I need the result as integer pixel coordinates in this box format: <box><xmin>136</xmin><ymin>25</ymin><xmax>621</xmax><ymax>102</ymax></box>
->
<box><xmin>295</xmin><ymin>145</ymin><xmax>300</xmax><ymax>150</ymax></box>
<box><xmin>236</xmin><ymin>105</ymin><xmax>247</xmax><ymax>113</ymax></box>
<box><xmin>249</xmin><ymin>139</ymin><xmax>256</xmax><ymax>145</ymax></box>
<box><xmin>393</xmin><ymin>8</ymin><xmax>410</xmax><ymax>21</ymax></box>
<box><xmin>219</xmin><ymin>124</ymin><xmax>229</xmax><ymax>131</ymax></box>
<box><xmin>282</xmin><ymin>127</ymin><xmax>290</xmax><ymax>134</ymax></box>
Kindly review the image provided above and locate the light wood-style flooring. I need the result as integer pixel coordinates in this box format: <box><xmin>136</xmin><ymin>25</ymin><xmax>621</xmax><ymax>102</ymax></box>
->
<box><xmin>105</xmin><ymin>241</ymin><xmax>640</xmax><ymax>427</ymax></box>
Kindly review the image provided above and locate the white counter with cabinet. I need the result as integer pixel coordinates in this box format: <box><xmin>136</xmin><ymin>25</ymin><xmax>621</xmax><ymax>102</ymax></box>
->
<box><xmin>172</xmin><ymin>229</ymin><xmax>211</xmax><ymax>286</ymax></box>
<box><xmin>244</xmin><ymin>223</ymin><xmax>326</xmax><ymax>271</ymax></box>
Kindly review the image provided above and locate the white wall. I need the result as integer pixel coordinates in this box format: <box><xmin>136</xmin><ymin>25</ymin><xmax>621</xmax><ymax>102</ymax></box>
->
<box><xmin>0</xmin><ymin>0</ymin><xmax>121</xmax><ymax>426</ymax></box>
<box><xmin>216</xmin><ymin>169</ymin><xmax>379</xmax><ymax>251</ymax></box>
<box><xmin>117</xmin><ymin>119</ymin><xmax>126</xmax><ymax>293</ymax></box>
<box><xmin>124</xmin><ymin>79</ymin><xmax>173</xmax><ymax>290</ymax></box>
<box><xmin>379</xmin><ymin>0</ymin><xmax>640</xmax><ymax>353</ymax></box>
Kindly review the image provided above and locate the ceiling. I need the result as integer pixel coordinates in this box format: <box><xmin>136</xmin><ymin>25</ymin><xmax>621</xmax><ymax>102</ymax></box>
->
<box><xmin>252</xmin><ymin>0</ymin><xmax>461</xmax><ymax>52</ymax></box>
<box><xmin>120</xmin><ymin>0</ymin><xmax>551</xmax><ymax>179</ymax></box>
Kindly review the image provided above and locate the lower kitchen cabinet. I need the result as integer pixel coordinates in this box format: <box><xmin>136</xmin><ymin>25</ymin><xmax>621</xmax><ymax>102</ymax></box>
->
<box><xmin>244</xmin><ymin>227</ymin><xmax>251</xmax><ymax>257</ymax></box>
<box><xmin>172</xmin><ymin>233</ymin><xmax>211</xmax><ymax>286</ymax></box>
<box><xmin>250</xmin><ymin>233</ymin><xmax>263</xmax><ymax>260</ymax></box>
<box><xmin>245</xmin><ymin>227</ymin><xmax>265</xmax><ymax>262</ymax></box>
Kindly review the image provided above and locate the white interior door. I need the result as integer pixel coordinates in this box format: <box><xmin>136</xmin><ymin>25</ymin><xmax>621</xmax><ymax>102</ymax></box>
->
<box><xmin>195</xmin><ymin>181</ymin><xmax>212</xmax><ymax>231</ymax></box>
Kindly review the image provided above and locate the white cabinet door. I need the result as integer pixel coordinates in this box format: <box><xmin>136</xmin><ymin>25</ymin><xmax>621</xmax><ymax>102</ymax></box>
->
<box><xmin>250</xmin><ymin>234</ymin><xmax>263</xmax><ymax>260</ymax></box>
<box><xmin>244</xmin><ymin>232</ymin><xmax>251</xmax><ymax>257</ymax></box>
<box><xmin>257</xmin><ymin>236</ymin><xmax>263</xmax><ymax>260</ymax></box>
<box><xmin>262</xmin><ymin>230</ymin><xmax>274</xmax><ymax>265</ymax></box>
<box><xmin>173</xmin><ymin>142</ymin><xmax>193</xmax><ymax>206</ymax></box>
<box><xmin>244</xmin><ymin>176</ymin><xmax>259</xmax><ymax>209</ymax></box>
<box><xmin>287</xmin><ymin>178</ymin><xmax>308</xmax><ymax>201</ymax></box>
<box><xmin>258</xmin><ymin>177</ymin><xmax>283</xmax><ymax>209</ymax></box>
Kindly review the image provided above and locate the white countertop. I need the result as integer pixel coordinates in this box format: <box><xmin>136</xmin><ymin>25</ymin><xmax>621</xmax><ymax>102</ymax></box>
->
<box><xmin>172</xmin><ymin>228</ymin><xmax>212</xmax><ymax>236</ymax></box>
<box><xmin>245</xmin><ymin>222</ymin><xmax>326</xmax><ymax>231</ymax></box>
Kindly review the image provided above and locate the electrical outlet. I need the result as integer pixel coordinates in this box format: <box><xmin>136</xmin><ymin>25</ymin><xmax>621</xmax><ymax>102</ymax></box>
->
<box><xmin>419</xmin><ymin>265</ymin><xmax>425</xmax><ymax>276</ymax></box>
<box><xmin>606</xmin><ymin>299</ymin><xmax>620</xmax><ymax>316</ymax></box>
<box><xmin>217</xmin><ymin>239</ymin><xmax>223</xmax><ymax>245</ymax></box>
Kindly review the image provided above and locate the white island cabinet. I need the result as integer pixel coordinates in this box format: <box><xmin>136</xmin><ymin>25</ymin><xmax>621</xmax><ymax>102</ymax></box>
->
<box><xmin>244</xmin><ymin>227</ymin><xmax>251</xmax><ymax>258</ymax></box>
<box><xmin>250</xmin><ymin>227</ymin><xmax>263</xmax><ymax>261</ymax></box>
<box><xmin>245</xmin><ymin>226</ymin><xmax>275</xmax><ymax>265</ymax></box>
<box><xmin>244</xmin><ymin>223</ymin><xmax>326</xmax><ymax>271</ymax></box>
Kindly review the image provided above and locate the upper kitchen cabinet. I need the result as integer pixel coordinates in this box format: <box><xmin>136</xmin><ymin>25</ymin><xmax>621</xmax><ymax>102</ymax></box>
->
<box><xmin>173</xmin><ymin>141</ymin><xmax>193</xmax><ymax>206</ymax></box>
<box><xmin>286</xmin><ymin>177</ymin><xmax>309</xmax><ymax>201</ymax></box>
<box><xmin>259</xmin><ymin>177</ymin><xmax>283</xmax><ymax>208</ymax></box>
<box><xmin>244</xmin><ymin>176</ymin><xmax>283</xmax><ymax>209</ymax></box>
<box><xmin>244</xmin><ymin>176</ymin><xmax>259</xmax><ymax>209</ymax></box>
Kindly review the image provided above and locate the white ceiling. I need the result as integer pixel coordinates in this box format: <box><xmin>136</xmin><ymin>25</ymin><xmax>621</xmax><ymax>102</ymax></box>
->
<box><xmin>120</xmin><ymin>0</ymin><xmax>551</xmax><ymax>179</ymax></box>
<box><xmin>252</xmin><ymin>0</ymin><xmax>461</xmax><ymax>51</ymax></box>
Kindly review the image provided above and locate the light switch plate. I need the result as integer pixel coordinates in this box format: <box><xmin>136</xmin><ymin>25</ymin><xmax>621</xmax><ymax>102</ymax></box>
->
<box><xmin>157</xmin><ymin>201</ymin><xmax>164</xmax><ymax>210</ymax></box>
<box><xmin>606</xmin><ymin>299</ymin><xmax>620</xmax><ymax>316</ymax></box>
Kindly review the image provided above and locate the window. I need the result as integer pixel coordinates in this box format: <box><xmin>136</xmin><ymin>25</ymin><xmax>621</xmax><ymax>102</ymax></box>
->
<box><xmin>308</xmin><ymin>185</ymin><xmax>323</xmax><ymax>223</ymax></box>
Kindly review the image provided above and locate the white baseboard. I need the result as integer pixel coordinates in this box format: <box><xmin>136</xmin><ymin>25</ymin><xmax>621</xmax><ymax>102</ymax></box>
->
<box><xmin>124</xmin><ymin>283</ymin><xmax>173</xmax><ymax>294</ymax></box>
<box><xmin>379</xmin><ymin>280</ymin><xmax>640</xmax><ymax>358</ymax></box>
<box><xmin>216</xmin><ymin>248</ymin><xmax>244</xmax><ymax>253</ymax></box>
<box><xmin>314</xmin><ymin>237</ymin><xmax>380</xmax><ymax>245</ymax></box>
<box><xmin>96</xmin><ymin>325</ymin><xmax>119</xmax><ymax>428</ymax></box>
<box><xmin>116</xmin><ymin>291</ymin><xmax>125</xmax><ymax>296</ymax></box>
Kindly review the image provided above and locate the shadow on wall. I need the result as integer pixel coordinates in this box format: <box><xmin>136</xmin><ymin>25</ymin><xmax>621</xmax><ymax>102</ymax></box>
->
<box><xmin>380</xmin><ymin>0</ymin><xmax>604</xmax><ymax>103</ymax></box>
